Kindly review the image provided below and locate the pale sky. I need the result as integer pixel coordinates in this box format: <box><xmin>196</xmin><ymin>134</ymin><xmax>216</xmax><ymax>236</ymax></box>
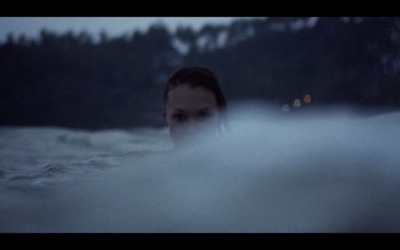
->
<box><xmin>0</xmin><ymin>17</ymin><xmax>262</xmax><ymax>43</ymax></box>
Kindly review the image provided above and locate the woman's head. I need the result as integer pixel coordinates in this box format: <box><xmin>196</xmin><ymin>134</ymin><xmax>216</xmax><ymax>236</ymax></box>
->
<box><xmin>163</xmin><ymin>66</ymin><xmax>227</xmax><ymax>145</ymax></box>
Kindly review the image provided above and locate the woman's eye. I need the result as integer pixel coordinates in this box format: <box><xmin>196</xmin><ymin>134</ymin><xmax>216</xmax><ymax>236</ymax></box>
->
<box><xmin>197</xmin><ymin>112</ymin><xmax>211</xmax><ymax>120</ymax></box>
<box><xmin>173</xmin><ymin>113</ymin><xmax>186</xmax><ymax>122</ymax></box>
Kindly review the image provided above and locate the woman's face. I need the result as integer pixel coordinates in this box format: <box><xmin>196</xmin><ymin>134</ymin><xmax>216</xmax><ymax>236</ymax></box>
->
<box><xmin>163</xmin><ymin>84</ymin><xmax>220</xmax><ymax>145</ymax></box>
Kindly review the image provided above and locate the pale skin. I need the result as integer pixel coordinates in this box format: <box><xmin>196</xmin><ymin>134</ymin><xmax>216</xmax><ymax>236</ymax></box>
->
<box><xmin>163</xmin><ymin>84</ymin><xmax>220</xmax><ymax>146</ymax></box>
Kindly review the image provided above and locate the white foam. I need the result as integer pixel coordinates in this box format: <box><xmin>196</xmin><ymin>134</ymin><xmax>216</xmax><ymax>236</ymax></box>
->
<box><xmin>1</xmin><ymin>103</ymin><xmax>400</xmax><ymax>232</ymax></box>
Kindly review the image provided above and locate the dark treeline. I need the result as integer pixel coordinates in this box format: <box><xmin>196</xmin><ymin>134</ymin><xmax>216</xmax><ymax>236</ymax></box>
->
<box><xmin>1</xmin><ymin>17</ymin><xmax>400</xmax><ymax>129</ymax></box>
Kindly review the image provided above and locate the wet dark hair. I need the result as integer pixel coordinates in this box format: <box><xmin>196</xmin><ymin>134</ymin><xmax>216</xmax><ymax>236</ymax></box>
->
<box><xmin>163</xmin><ymin>66</ymin><xmax>227</xmax><ymax>113</ymax></box>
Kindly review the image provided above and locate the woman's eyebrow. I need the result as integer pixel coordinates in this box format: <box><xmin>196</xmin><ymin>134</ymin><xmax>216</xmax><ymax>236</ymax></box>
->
<box><xmin>173</xmin><ymin>108</ymin><xmax>187</xmax><ymax>112</ymax></box>
<box><xmin>198</xmin><ymin>108</ymin><xmax>213</xmax><ymax>112</ymax></box>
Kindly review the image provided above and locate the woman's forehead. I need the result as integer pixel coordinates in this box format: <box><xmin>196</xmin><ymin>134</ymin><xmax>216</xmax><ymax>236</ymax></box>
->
<box><xmin>166</xmin><ymin>84</ymin><xmax>218</xmax><ymax>110</ymax></box>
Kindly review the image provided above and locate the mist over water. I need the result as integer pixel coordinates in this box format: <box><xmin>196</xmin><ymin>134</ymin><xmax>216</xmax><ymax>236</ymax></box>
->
<box><xmin>1</xmin><ymin>102</ymin><xmax>400</xmax><ymax>232</ymax></box>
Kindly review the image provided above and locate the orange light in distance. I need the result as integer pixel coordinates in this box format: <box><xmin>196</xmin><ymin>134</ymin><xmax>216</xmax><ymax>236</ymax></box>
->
<box><xmin>303</xmin><ymin>94</ymin><xmax>311</xmax><ymax>104</ymax></box>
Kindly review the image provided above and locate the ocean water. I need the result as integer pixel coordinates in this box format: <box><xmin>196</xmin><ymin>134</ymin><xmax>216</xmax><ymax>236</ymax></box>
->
<box><xmin>1</xmin><ymin>102</ymin><xmax>400</xmax><ymax>232</ymax></box>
